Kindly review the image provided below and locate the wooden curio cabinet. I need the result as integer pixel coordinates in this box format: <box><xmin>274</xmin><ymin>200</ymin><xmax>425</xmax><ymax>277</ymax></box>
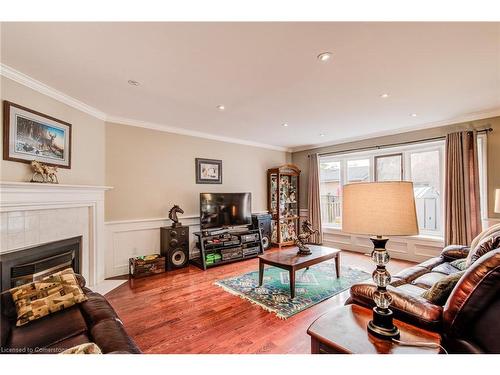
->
<box><xmin>267</xmin><ymin>164</ymin><xmax>301</xmax><ymax>248</ymax></box>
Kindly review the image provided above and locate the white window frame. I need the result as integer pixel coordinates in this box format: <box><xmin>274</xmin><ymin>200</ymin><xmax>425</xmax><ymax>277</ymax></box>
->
<box><xmin>477</xmin><ymin>133</ymin><xmax>488</xmax><ymax>224</ymax></box>
<box><xmin>319</xmin><ymin>140</ymin><xmax>446</xmax><ymax>239</ymax></box>
<box><xmin>345</xmin><ymin>157</ymin><xmax>372</xmax><ymax>184</ymax></box>
<box><xmin>406</xmin><ymin>144</ymin><xmax>445</xmax><ymax>237</ymax></box>
<box><xmin>374</xmin><ymin>153</ymin><xmax>403</xmax><ymax>182</ymax></box>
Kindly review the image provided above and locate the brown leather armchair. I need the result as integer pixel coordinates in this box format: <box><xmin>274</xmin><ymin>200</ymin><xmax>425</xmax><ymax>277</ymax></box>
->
<box><xmin>346</xmin><ymin>247</ymin><xmax>500</xmax><ymax>353</ymax></box>
<box><xmin>0</xmin><ymin>274</ymin><xmax>140</xmax><ymax>354</ymax></box>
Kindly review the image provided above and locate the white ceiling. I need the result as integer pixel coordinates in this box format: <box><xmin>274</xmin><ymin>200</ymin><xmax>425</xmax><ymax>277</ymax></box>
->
<box><xmin>1</xmin><ymin>22</ymin><xmax>500</xmax><ymax>151</ymax></box>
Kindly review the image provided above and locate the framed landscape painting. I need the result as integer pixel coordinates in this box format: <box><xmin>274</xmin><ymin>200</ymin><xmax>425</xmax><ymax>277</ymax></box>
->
<box><xmin>3</xmin><ymin>101</ymin><xmax>72</xmax><ymax>168</ymax></box>
<box><xmin>195</xmin><ymin>158</ymin><xmax>222</xmax><ymax>184</ymax></box>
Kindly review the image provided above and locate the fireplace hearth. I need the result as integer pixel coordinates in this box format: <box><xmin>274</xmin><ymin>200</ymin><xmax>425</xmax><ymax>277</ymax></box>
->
<box><xmin>0</xmin><ymin>236</ymin><xmax>81</xmax><ymax>292</ymax></box>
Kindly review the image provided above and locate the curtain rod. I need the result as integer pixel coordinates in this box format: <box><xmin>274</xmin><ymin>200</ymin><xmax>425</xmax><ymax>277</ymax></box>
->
<box><xmin>308</xmin><ymin>127</ymin><xmax>493</xmax><ymax>158</ymax></box>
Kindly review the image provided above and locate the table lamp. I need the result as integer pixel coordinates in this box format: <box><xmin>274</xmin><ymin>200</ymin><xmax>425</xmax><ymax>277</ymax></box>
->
<box><xmin>495</xmin><ymin>189</ymin><xmax>500</xmax><ymax>214</ymax></box>
<box><xmin>343</xmin><ymin>181</ymin><xmax>419</xmax><ymax>340</ymax></box>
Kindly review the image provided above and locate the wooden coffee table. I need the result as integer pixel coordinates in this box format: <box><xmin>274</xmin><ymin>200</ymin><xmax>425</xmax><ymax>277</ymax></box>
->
<box><xmin>258</xmin><ymin>245</ymin><xmax>341</xmax><ymax>299</ymax></box>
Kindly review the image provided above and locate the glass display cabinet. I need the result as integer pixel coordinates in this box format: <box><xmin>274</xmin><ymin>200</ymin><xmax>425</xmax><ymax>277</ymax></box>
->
<box><xmin>267</xmin><ymin>164</ymin><xmax>301</xmax><ymax>248</ymax></box>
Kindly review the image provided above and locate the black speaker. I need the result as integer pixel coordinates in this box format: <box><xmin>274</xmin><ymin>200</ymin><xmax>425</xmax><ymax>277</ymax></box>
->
<box><xmin>160</xmin><ymin>226</ymin><xmax>190</xmax><ymax>271</ymax></box>
<box><xmin>252</xmin><ymin>213</ymin><xmax>272</xmax><ymax>250</ymax></box>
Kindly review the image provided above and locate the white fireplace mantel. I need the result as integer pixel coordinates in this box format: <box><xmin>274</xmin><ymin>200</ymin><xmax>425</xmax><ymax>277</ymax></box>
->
<box><xmin>0</xmin><ymin>181</ymin><xmax>112</xmax><ymax>287</ymax></box>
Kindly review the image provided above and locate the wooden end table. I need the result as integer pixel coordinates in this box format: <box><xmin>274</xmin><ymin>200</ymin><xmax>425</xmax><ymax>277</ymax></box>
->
<box><xmin>307</xmin><ymin>304</ymin><xmax>442</xmax><ymax>354</ymax></box>
<box><xmin>258</xmin><ymin>245</ymin><xmax>341</xmax><ymax>299</ymax></box>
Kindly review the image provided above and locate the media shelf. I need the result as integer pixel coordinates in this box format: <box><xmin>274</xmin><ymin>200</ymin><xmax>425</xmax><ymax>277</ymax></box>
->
<box><xmin>190</xmin><ymin>227</ymin><xmax>264</xmax><ymax>270</ymax></box>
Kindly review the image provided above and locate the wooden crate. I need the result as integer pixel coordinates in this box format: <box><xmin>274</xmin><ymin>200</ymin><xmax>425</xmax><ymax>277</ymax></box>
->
<box><xmin>129</xmin><ymin>254</ymin><xmax>165</xmax><ymax>278</ymax></box>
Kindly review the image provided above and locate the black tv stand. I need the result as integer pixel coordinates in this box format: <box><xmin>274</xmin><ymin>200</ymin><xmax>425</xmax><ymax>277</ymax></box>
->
<box><xmin>190</xmin><ymin>226</ymin><xmax>264</xmax><ymax>270</ymax></box>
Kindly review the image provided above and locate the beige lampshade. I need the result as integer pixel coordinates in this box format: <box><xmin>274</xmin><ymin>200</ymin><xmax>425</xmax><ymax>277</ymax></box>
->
<box><xmin>495</xmin><ymin>189</ymin><xmax>500</xmax><ymax>214</ymax></box>
<box><xmin>342</xmin><ymin>181</ymin><xmax>419</xmax><ymax>236</ymax></box>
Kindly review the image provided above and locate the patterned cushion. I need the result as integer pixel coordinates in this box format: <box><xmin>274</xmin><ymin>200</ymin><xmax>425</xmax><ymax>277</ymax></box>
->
<box><xmin>60</xmin><ymin>342</ymin><xmax>102</xmax><ymax>354</ymax></box>
<box><xmin>421</xmin><ymin>271</ymin><xmax>465</xmax><ymax>305</ymax></box>
<box><xmin>466</xmin><ymin>234</ymin><xmax>500</xmax><ymax>267</ymax></box>
<box><xmin>10</xmin><ymin>268</ymin><xmax>88</xmax><ymax>326</ymax></box>
<box><xmin>450</xmin><ymin>258</ymin><xmax>468</xmax><ymax>271</ymax></box>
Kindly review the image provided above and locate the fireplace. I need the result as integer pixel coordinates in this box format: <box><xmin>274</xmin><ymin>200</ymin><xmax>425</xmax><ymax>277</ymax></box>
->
<box><xmin>0</xmin><ymin>236</ymin><xmax>81</xmax><ymax>292</ymax></box>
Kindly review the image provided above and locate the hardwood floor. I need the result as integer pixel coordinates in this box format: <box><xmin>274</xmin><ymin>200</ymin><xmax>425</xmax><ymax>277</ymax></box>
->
<box><xmin>105</xmin><ymin>249</ymin><xmax>415</xmax><ymax>354</ymax></box>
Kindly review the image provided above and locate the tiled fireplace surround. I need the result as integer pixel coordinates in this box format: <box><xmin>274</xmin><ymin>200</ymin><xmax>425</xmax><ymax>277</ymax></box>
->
<box><xmin>0</xmin><ymin>182</ymin><xmax>111</xmax><ymax>288</ymax></box>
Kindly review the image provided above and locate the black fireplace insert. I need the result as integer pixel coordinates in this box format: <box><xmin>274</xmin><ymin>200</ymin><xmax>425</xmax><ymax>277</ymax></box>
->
<box><xmin>0</xmin><ymin>236</ymin><xmax>81</xmax><ymax>292</ymax></box>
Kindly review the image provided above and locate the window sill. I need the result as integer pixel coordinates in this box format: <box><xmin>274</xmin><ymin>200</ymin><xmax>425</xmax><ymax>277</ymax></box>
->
<box><xmin>322</xmin><ymin>226</ymin><xmax>444</xmax><ymax>244</ymax></box>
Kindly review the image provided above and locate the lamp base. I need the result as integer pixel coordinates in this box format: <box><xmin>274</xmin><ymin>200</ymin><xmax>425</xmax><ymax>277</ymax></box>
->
<box><xmin>367</xmin><ymin>307</ymin><xmax>400</xmax><ymax>340</ymax></box>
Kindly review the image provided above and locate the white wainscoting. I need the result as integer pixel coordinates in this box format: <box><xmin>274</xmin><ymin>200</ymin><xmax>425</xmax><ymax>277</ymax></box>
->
<box><xmin>299</xmin><ymin>208</ymin><xmax>445</xmax><ymax>263</ymax></box>
<box><xmin>104</xmin><ymin>215</ymin><xmax>201</xmax><ymax>278</ymax></box>
<box><xmin>106</xmin><ymin>209</ymin><xmax>499</xmax><ymax>277</ymax></box>
<box><xmin>322</xmin><ymin>227</ymin><xmax>444</xmax><ymax>263</ymax></box>
<box><xmin>105</xmin><ymin>211</ymin><xmax>269</xmax><ymax>278</ymax></box>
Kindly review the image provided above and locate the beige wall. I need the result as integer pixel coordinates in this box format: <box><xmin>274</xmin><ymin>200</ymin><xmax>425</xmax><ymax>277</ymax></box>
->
<box><xmin>292</xmin><ymin>116</ymin><xmax>500</xmax><ymax>219</ymax></box>
<box><xmin>0</xmin><ymin>77</ymin><xmax>106</xmax><ymax>185</ymax></box>
<box><xmin>105</xmin><ymin>122</ymin><xmax>290</xmax><ymax>221</ymax></box>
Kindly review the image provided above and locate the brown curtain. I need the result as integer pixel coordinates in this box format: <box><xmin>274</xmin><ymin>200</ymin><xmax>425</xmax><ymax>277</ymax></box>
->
<box><xmin>307</xmin><ymin>153</ymin><xmax>323</xmax><ymax>244</ymax></box>
<box><xmin>445</xmin><ymin>130</ymin><xmax>482</xmax><ymax>245</ymax></box>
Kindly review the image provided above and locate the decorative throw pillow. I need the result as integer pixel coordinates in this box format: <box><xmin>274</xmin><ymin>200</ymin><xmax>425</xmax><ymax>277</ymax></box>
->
<box><xmin>421</xmin><ymin>271</ymin><xmax>465</xmax><ymax>305</ymax></box>
<box><xmin>10</xmin><ymin>268</ymin><xmax>88</xmax><ymax>326</ymax></box>
<box><xmin>450</xmin><ymin>258</ymin><xmax>468</xmax><ymax>271</ymax></box>
<box><xmin>60</xmin><ymin>343</ymin><xmax>102</xmax><ymax>354</ymax></box>
<box><xmin>465</xmin><ymin>234</ymin><xmax>500</xmax><ymax>267</ymax></box>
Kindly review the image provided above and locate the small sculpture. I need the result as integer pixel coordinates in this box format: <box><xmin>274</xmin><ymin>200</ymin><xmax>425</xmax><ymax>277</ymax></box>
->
<box><xmin>30</xmin><ymin>160</ymin><xmax>59</xmax><ymax>184</ymax></box>
<box><xmin>295</xmin><ymin>220</ymin><xmax>319</xmax><ymax>256</ymax></box>
<box><xmin>169</xmin><ymin>205</ymin><xmax>184</xmax><ymax>228</ymax></box>
<box><xmin>42</xmin><ymin>164</ymin><xmax>59</xmax><ymax>184</ymax></box>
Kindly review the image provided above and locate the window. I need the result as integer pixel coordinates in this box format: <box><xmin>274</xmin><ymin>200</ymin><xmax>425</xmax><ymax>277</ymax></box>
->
<box><xmin>320</xmin><ymin>161</ymin><xmax>342</xmax><ymax>227</ymax></box>
<box><xmin>319</xmin><ymin>136</ymin><xmax>488</xmax><ymax>238</ymax></box>
<box><xmin>347</xmin><ymin>159</ymin><xmax>370</xmax><ymax>183</ymax></box>
<box><xmin>410</xmin><ymin>150</ymin><xmax>441</xmax><ymax>233</ymax></box>
<box><xmin>375</xmin><ymin>154</ymin><xmax>403</xmax><ymax>181</ymax></box>
<box><xmin>319</xmin><ymin>141</ymin><xmax>446</xmax><ymax>236</ymax></box>
<box><xmin>477</xmin><ymin>134</ymin><xmax>488</xmax><ymax>221</ymax></box>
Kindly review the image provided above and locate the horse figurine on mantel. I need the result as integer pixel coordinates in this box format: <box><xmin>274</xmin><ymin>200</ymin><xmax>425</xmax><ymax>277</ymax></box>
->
<box><xmin>168</xmin><ymin>205</ymin><xmax>184</xmax><ymax>228</ymax></box>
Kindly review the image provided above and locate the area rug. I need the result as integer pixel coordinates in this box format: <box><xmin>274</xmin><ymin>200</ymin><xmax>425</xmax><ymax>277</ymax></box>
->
<box><xmin>214</xmin><ymin>261</ymin><xmax>370</xmax><ymax>319</ymax></box>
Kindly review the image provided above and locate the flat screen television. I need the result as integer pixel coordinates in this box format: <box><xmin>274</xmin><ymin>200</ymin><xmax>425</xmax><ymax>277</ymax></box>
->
<box><xmin>200</xmin><ymin>193</ymin><xmax>252</xmax><ymax>229</ymax></box>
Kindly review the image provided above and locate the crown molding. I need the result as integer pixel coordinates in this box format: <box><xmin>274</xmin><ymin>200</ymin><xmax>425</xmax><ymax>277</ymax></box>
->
<box><xmin>291</xmin><ymin>107</ymin><xmax>500</xmax><ymax>153</ymax></box>
<box><xmin>0</xmin><ymin>64</ymin><xmax>107</xmax><ymax>120</ymax></box>
<box><xmin>3</xmin><ymin>63</ymin><xmax>497</xmax><ymax>155</ymax></box>
<box><xmin>1</xmin><ymin>64</ymin><xmax>290</xmax><ymax>153</ymax></box>
<box><xmin>106</xmin><ymin>116</ymin><xmax>291</xmax><ymax>152</ymax></box>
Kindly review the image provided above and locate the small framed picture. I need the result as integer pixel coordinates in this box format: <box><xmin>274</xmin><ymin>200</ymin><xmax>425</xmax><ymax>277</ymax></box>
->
<box><xmin>3</xmin><ymin>101</ymin><xmax>72</xmax><ymax>168</ymax></box>
<box><xmin>195</xmin><ymin>158</ymin><xmax>222</xmax><ymax>184</ymax></box>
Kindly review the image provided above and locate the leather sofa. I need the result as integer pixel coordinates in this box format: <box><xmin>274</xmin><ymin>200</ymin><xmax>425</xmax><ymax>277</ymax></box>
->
<box><xmin>346</xmin><ymin>230</ymin><xmax>500</xmax><ymax>353</ymax></box>
<box><xmin>0</xmin><ymin>274</ymin><xmax>140</xmax><ymax>354</ymax></box>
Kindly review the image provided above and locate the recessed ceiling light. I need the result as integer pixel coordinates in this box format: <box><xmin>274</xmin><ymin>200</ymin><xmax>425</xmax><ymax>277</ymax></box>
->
<box><xmin>216</xmin><ymin>105</ymin><xmax>225</xmax><ymax>111</ymax></box>
<box><xmin>319</xmin><ymin>133</ymin><xmax>325</xmax><ymax>137</ymax></box>
<box><xmin>380</xmin><ymin>93</ymin><xmax>390</xmax><ymax>98</ymax></box>
<box><xmin>128</xmin><ymin>80</ymin><xmax>140</xmax><ymax>86</ymax></box>
<box><xmin>410</xmin><ymin>113</ymin><xmax>417</xmax><ymax>117</ymax></box>
<box><xmin>317</xmin><ymin>52</ymin><xmax>332</xmax><ymax>62</ymax></box>
<box><xmin>282</xmin><ymin>123</ymin><xmax>289</xmax><ymax>127</ymax></box>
